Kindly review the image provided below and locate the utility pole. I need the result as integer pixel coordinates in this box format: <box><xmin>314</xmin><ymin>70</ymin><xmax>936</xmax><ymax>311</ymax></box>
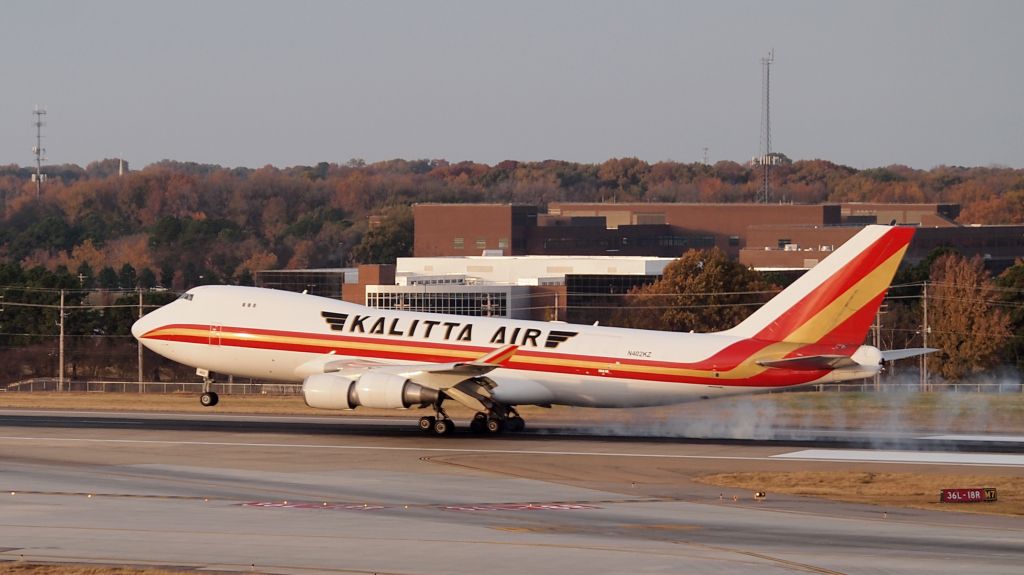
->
<box><xmin>32</xmin><ymin>106</ymin><xmax>47</xmax><ymax>198</ymax></box>
<box><xmin>58</xmin><ymin>289</ymin><xmax>65</xmax><ymax>392</ymax></box>
<box><xmin>873</xmin><ymin>305</ymin><xmax>883</xmax><ymax>390</ymax></box>
<box><xmin>921</xmin><ymin>282</ymin><xmax>929</xmax><ymax>391</ymax></box>
<box><xmin>138</xmin><ymin>288</ymin><xmax>144</xmax><ymax>388</ymax></box>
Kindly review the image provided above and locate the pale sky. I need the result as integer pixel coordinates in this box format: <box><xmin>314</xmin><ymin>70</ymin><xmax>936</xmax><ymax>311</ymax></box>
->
<box><xmin>1</xmin><ymin>0</ymin><xmax>1021</xmax><ymax>170</ymax></box>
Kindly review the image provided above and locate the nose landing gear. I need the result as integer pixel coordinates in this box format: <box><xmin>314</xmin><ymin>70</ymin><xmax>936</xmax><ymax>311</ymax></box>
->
<box><xmin>197</xmin><ymin>368</ymin><xmax>219</xmax><ymax>407</ymax></box>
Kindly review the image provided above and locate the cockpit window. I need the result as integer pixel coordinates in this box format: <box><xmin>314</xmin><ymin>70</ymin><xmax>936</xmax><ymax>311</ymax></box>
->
<box><xmin>178</xmin><ymin>293</ymin><xmax>195</xmax><ymax>301</ymax></box>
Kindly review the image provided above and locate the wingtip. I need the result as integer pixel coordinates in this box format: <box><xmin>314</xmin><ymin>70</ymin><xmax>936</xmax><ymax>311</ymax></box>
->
<box><xmin>476</xmin><ymin>344</ymin><xmax>519</xmax><ymax>366</ymax></box>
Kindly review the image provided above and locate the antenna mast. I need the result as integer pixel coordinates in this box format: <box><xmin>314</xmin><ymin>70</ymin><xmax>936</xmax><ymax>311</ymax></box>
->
<box><xmin>32</xmin><ymin>105</ymin><xmax>47</xmax><ymax>198</ymax></box>
<box><xmin>759</xmin><ymin>50</ymin><xmax>774</xmax><ymax>203</ymax></box>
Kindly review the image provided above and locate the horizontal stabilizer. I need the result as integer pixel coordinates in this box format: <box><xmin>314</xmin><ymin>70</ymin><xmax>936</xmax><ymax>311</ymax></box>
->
<box><xmin>756</xmin><ymin>355</ymin><xmax>859</xmax><ymax>371</ymax></box>
<box><xmin>880</xmin><ymin>348</ymin><xmax>938</xmax><ymax>362</ymax></box>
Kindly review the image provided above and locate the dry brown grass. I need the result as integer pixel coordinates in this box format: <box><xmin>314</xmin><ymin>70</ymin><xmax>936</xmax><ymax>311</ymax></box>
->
<box><xmin>695</xmin><ymin>471</ymin><xmax>1024</xmax><ymax>516</ymax></box>
<box><xmin>0</xmin><ymin>564</ymin><xmax>205</xmax><ymax>575</ymax></box>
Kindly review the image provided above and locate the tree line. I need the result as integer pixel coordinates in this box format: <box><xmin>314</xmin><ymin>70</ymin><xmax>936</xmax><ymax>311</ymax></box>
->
<box><xmin>2</xmin><ymin>157</ymin><xmax>1023</xmax><ymax>290</ymax></box>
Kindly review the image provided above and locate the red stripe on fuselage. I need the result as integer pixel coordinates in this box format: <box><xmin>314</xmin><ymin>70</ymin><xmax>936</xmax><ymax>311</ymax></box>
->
<box><xmin>142</xmin><ymin>324</ymin><xmax>825</xmax><ymax>388</ymax></box>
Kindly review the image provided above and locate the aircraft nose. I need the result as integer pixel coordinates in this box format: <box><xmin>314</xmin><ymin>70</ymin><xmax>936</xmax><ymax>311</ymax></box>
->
<box><xmin>132</xmin><ymin>312</ymin><xmax>156</xmax><ymax>341</ymax></box>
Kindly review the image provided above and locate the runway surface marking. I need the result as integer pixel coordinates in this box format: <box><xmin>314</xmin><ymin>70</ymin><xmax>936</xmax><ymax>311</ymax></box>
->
<box><xmin>923</xmin><ymin>434</ymin><xmax>1024</xmax><ymax>443</ymax></box>
<box><xmin>440</xmin><ymin>503</ymin><xmax>600</xmax><ymax>512</ymax></box>
<box><xmin>0</xmin><ymin>409</ymin><xmax>390</xmax><ymax>424</ymax></box>
<box><xmin>4</xmin><ymin>435</ymin><xmax>1024</xmax><ymax>468</ymax></box>
<box><xmin>242</xmin><ymin>501</ymin><xmax>388</xmax><ymax>510</ymax></box>
<box><xmin>774</xmin><ymin>449</ymin><xmax>1024</xmax><ymax>466</ymax></box>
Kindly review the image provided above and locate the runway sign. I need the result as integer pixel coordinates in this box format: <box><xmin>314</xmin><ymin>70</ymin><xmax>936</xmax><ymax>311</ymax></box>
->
<box><xmin>939</xmin><ymin>488</ymin><xmax>997</xmax><ymax>503</ymax></box>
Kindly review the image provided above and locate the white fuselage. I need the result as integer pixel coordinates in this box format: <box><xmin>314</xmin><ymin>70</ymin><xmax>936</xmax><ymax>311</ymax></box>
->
<box><xmin>133</xmin><ymin>285</ymin><xmax>876</xmax><ymax>408</ymax></box>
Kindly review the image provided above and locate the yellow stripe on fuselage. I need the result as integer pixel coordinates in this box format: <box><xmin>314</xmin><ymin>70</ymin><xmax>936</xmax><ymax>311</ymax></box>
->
<box><xmin>782</xmin><ymin>246</ymin><xmax>907</xmax><ymax>344</ymax></box>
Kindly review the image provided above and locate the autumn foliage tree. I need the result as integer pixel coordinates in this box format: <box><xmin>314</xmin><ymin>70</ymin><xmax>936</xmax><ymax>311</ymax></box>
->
<box><xmin>996</xmin><ymin>260</ymin><xmax>1024</xmax><ymax>369</ymax></box>
<box><xmin>926</xmin><ymin>254</ymin><xmax>1012</xmax><ymax>379</ymax></box>
<box><xmin>2</xmin><ymin>158</ymin><xmax>1024</xmax><ymax>285</ymax></box>
<box><xmin>612</xmin><ymin>248</ymin><xmax>776</xmax><ymax>332</ymax></box>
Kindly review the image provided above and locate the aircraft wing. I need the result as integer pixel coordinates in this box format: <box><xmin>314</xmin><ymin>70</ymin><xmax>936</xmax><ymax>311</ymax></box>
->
<box><xmin>296</xmin><ymin>344</ymin><xmax>517</xmax><ymax>380</ymax></box>
<box><xmin>296</xmin><ymin>345</ymin><xmax>518</xmax><ymax>413</ymax></box>
<box><xmin>390</xmin><ymin>344</ymin><xmax>518</xmax><ymax>390</ymax></box>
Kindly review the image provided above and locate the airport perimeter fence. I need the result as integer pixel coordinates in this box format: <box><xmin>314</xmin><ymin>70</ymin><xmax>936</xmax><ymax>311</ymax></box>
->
<box><xmin>2</xmin><ymin>378</ymin><xmax>1021</xmax><ymax>394</ymax></box>
<box><xmin>809</xmin><ymin>381</ymin><xmax>1023</xmax><ymax>394</ymax></box>
<box><xmin>3</xmin><ymin>378</ymin><xmax>302</xmax><ymax>395</ymax></box>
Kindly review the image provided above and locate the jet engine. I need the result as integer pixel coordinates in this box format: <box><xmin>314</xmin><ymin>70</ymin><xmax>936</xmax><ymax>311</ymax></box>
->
<box><xmin>302</xmin><ymin>371</ymin><xmax>439</xmax><ymax>410</ymax></box>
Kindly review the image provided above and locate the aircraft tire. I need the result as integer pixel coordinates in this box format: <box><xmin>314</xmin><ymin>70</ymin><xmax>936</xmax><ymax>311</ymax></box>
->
<box><xmin>508</xmin><ymin>417</ymin><xmax>525</xmax><ymax>432</ymax></box>
<box><xmin>419</xmin><ymin>416</ymin><xmax>436</xmax><ymax>432</ymax></box>
<box><xmin>433</xmin><ymin>418</ymin><xmax>453</xmax><ymax>435</ymax></box>
<box><xmin>200</xmin><ymin>392</ymin><xmax>219</xmax><ymax>407</ymax></box>
<box><xmin>486</xmin><ymin>418</ymin><xmax>504</xmax><ymax>434</ymax></box>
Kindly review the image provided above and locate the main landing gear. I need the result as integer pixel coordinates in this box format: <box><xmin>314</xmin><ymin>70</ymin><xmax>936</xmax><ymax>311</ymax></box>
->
<box><xmin>197</xmin><ymin>368</ymin><xmax>219</xmax><ymax>407</ymax></box>
<box><xmin>418</xmin><ymin>401</ymin><xmax>454</xmax><ymax>436</ymax></box>
<box><xmin>418</xmin><ymin>401</ymin><xmax>526</xmax><ymax>437</ymax></box>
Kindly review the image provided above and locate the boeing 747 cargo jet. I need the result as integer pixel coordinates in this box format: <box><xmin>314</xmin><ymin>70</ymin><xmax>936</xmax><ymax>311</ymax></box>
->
<box><xmin>132</xmin><ymin>224</ymin><xmax>933</xmax><ymax>435</ymax></box>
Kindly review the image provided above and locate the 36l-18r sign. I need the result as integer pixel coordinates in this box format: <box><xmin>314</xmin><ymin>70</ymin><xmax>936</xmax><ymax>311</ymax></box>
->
<box><xmin>940</xmin><ymin>488</ymin><xmax>997</xmax><ymax>503</ymax></box>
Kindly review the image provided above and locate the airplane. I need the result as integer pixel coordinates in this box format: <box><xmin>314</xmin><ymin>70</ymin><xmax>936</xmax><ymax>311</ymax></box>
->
<box><xmin>132</xmin><ymin>224</ymin><xmax>934</xmax><ymax>436</ymax></box>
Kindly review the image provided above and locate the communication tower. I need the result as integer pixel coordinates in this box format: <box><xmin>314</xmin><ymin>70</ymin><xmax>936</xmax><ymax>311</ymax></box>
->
<box><xmin>758</xmin><ymin>50</ymin><xmax>773</xmax><ymax>203</ymax></box>
<box><xmin>32</xmin><ymin>106</ymin><xmax>47</xmax><ymax>197</ymax></box>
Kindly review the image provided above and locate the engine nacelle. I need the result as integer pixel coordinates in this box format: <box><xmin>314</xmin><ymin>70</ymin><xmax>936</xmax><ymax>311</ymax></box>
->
<box><xmin>302</xmin><ymin>371</ymin><xmax>439</xmax><ymax>410</ymax></box>
<box><xmin>303</xmin><ymin>373</ymin><xmax>357</xmax><ymax>410</ymax></box>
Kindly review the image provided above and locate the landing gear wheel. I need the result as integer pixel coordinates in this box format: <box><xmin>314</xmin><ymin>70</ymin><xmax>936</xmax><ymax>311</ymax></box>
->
<box><xmin>507</xmin><ymin>416</ymin><xmax>525</xmax><ymax>432</ymax></box>
<box><xmin>200</xmin><ymin>391</ymin><xmax>219</xmax><ymax>407</ymax></box>
<box><xmin>419</xmin><ymin>416</ymin><xmax>436</xmax><ymax>432</ymax></box>
<box><xmin>433</xmin><ymin>418</ymin><xmax>455</xmax><ymax>435</ymax></box>
<box><xmin>485</xmin><ymin>418</ymin><xmax>504</xmax><ymax>434</ymax></box>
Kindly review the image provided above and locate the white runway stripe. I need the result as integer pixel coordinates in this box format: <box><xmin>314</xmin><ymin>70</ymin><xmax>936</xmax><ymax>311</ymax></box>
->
<box><xmin>3</xmin><ymin>435</ymin><xmax>1024</xmax><ymax>467</ymax></box>
<box><xmin>774</xmin><ymin>449</ymin><xmax>1024</xmax><ymax>467</ymax></box>
<box><xmin>922</xmin><ymin>434</ymin><xmax>1024</xmax><ymax>443</ymax></box>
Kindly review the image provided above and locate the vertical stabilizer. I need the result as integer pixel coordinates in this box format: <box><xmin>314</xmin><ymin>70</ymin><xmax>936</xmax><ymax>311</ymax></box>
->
<box><xmin>725</xmin><ymin>225</ymin><xmax>914</xmax><ymax>346</ymax></box>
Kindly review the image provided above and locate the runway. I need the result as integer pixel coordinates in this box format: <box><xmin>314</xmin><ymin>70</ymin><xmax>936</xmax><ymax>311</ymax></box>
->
<box><xmin>0</xmin><ymin>410</ymin><xmax>1022</xmax><ymax>574</ymax></box>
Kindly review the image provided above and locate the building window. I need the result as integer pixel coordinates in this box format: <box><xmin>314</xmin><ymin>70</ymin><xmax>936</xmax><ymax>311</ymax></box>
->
<box><xmin>366</xmin><ymin>291</ymin><xmax>509</xmax><ymax>317</ymax></box>
<box><xmin>498</xmin><ymin>238</ymin><xmax>508</xmax><ymax>249</ymax></box>
<box><xmin>729</xmin><ymin>235</ymin><xmax>740</xmax><ymax>247</ymax></box>
<box><xmin>453</xmin><ymin>237</ymin><xmax>464</xmax><ymax>249</ymax></box>
<box><xmin>475</xmin><ymin>239</ymin><xmax>487</xmax><ymax>250</ymax></box>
